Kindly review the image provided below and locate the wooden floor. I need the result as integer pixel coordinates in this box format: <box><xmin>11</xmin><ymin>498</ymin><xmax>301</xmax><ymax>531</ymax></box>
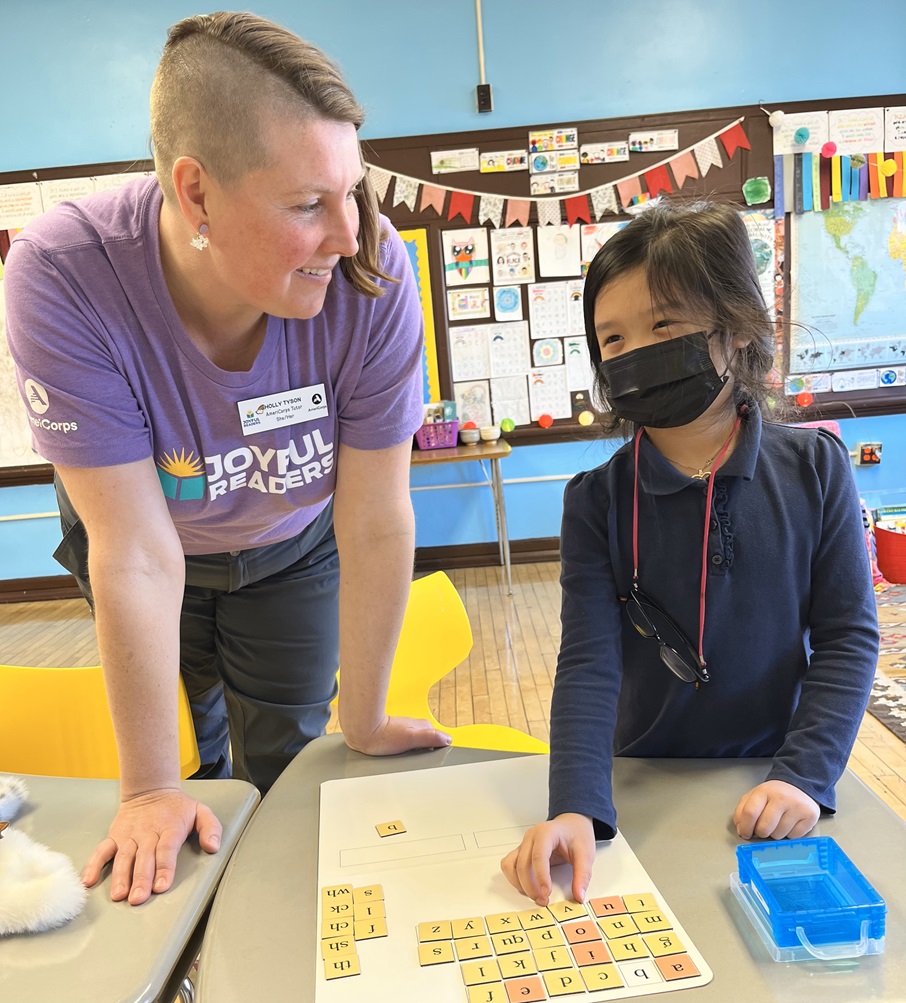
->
<box><xmin>2</xmin><ymin>562</ymin><xmax>905</xmax><ymax>822</ymax></box>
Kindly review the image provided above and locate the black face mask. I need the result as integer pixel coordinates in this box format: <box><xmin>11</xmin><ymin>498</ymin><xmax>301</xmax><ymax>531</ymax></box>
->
<box><xmin>597</xmin><ymin>331</ymin><xmax>729</xmax><ymax>428</ymax></box>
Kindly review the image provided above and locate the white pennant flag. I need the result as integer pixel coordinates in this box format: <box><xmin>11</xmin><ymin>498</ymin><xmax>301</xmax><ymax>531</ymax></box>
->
<box><xmin>392</xmin><ymin>176</ymin><xmax>419</xmax><ymax>212</ymax></box>
<box><xmin>590</xmin><ymin>185</ymin><xmax>618</xmax><ymax>219</ymax></box>
<box><xmin>478</xmin><ymin>194</ymin><xmax>504</xmax><ymax>228</ymax></box>
<box><xmin>368</xmin><ymin>166</ymin><xmax>392</xmax><ymax>203</ymax></box>
<box><xmin>694</xmin><ymin>137</ymin><xmax>723</xmax><ymax>177</ymax></box>
<box><xmin>537</xmin><ymin>199</ymin><xmax>562</xmax><ymax>226</ymax></box>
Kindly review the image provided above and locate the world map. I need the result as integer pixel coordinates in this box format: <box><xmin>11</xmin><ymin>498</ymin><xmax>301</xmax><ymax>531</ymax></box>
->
<box><xmin>790</xmin><ymin>197</ymin><xmax>906</xmax><ymax>375</ymax></box>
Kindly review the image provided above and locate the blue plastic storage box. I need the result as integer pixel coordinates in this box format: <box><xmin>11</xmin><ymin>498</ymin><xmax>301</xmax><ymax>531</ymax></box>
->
<box><xmin>731</xmin><ymin>837</ymin><xmax>886</xmax><ymax>962</ymax></box>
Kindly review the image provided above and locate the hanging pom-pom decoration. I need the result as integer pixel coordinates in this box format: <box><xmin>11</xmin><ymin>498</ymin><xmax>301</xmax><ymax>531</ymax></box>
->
<box><xmin>881</xmin><ymin>159</ymin><xmax>898</xmax><ymax>178</ymax></box>
<box><xmin>821</xmin><ymin>141</ymin><xmax>837</xmax><ymax>158</ymax></box>
<box><xmin>796</xmin><ymin>391</ymin><xmax>814</xmax><ymax>407</ymax></box>
<box><xmin>768</xmin><ymin>110</ymin><xmax>785</xmax><ymax>129</ymax></box>
<box><xmin>850</xmin><ymin>153</ymin><xmax>866</xmax><ymax>170</ymax></box>
<box><xmin>793</xmin><ymin>127</ymin><xmax>810</xmax><ymax>145</ymax></box>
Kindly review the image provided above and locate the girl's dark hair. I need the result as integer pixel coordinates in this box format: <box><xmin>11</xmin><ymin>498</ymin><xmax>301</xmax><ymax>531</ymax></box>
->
<box><xmin>152</xmin><ymin>11</ymin><xmax>390</xmax><ymax>298</ymax></box>
<box><xmin>583</xmin><ymin>199</ymin><xmax>787</xmax><ymax>434</ymax></box>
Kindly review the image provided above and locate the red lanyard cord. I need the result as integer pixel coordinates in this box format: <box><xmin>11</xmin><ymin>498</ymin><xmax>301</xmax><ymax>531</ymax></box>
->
<box><xmin>632</xmin><ymin>416</ymin><xmax>741</xmax><ymax>669</ymax></box>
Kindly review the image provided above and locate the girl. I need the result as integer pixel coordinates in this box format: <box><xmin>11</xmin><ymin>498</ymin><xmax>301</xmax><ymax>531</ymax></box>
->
<box><xmin>502</xmin><ymin>200</ymin><xmax>878</xmax><ymax>906</ymax></box>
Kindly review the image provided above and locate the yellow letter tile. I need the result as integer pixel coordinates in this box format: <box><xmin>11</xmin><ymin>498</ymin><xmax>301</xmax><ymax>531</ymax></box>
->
<box><xmin>460</xmin><ymin>959</ymin><xmax>502</xmax><ymax>986</ymax></box>
<box><xmin>485</xmin><ymin>911</ymin><xmax>521</xmax><ymax>935</ymax></box>
<box><xmin>451</xmin><ymin>916</ymin><xmax>487</xmax><ymax>938</ymax></box>
<box><xmin>643</xmin><ymin>931</ymin><xmax>685</xmax><ymax>957</ymax></box>
<box><xmin>516</xmin><ymin>907</ymin><xmax>556</xmax><ymax>930</ymax></box>
<box><xmin>418</xmin><ymin>941</ymin><xmax>455</xmax><ymax>966</ymax></box>
<box><xmin>375</xmin><ymin>820</ymin><xmax>406</xmax><ymax>837</ymax></box>
<box><xmin>324</xmin><ymin>955</ymin><xmax>361</xmax><ymax>980</ymax></box>
<box><xmin>354</xmin><ymin>918</ymin><xmax>388</xmax><ymax>940</ymax></box>
<box><xmin>527</xmin><ymin>925</ymin><xmax>565</xmax><ymax>949</ymax></box>
<box><xmin>607</xmin><ymin>935</ymin><xmax>649</xmax><ymax>961</ymax></box>
<box><xmin>320</xmin><ymin>918</ymin><xmax>353</xmax><ymax>939</ymax></box>
<box><xmin>455</xmin><ymin>936</ymin><xmax>493</xmax><ymax>961</ymax></box>
<box><xmin>633</xmin><ymin>909</ymin><xmax>670</xmax><ymax>932</ymax></box>
<box><xmin>320</xmin><ymin>936</ymin><xmax>356</xmax><ymax>959</ymax></box>
<box><xmin>543</xmin><ymin>968</ymin><xmax>586</xmax><ymax>996</ymax></box>
<box><xmin>622</xmin><ymin>892</ymin><xmax>658</xmax><ymax>913</ymax></box>
<box><xmin>353</xmin><ymin>884</ymin><xmax>384</xmax><ymax>903</ymax></box>
<box><xmin>580</xmin><ymin>962</ymin><xmax>625</xmax><ymax>992</ymax></box>
<box><xmin>547</xmin><ymin>900</ymin><xmax>588</xmax><ymax>923</ymax></box>
<box><xmin>467</xmin><ymin>984</ymin><xmax>508</xmax><ymax>1003</ymax></box>
<box><xmin>417</xmin><ymin>920</ymin><xmax>452</xmax><ymax>942</ymax></box>
<box><xmin>597</xmin><ymin>914</ymin><xmax>639</xmax><ymax>939</ymax></box>
<box><xmin>491</xmin><ymin>930</ymin><xmax>530</xmax><ymax>954</ymax></box>
<box><xmin>533</xmin><ymin>946</ymin><xmax>574</xmax><ymax>971</ymax></box>
<box><xmin>322</xmin><ymin>900</ymin><xmax>353</xmax><ymax>917</ymax></box>
<box><xmin>354</xmin><ymin>901</ymin><xmax>386</xmax><ymax>921</ymax></box>
<box><xmin>498</xmin><ymin>952</ymin><xmax>538</xmax><ymax>978</ymax></box>
<box><xmin>321</xmin><ymin>884</ymin><xmax>353</xmax><ymax>901</ymax></box>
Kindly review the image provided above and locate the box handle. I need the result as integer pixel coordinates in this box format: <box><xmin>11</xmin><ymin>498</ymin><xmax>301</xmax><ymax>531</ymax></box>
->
<box><xmin>795</xmin><ymin>920</ymin><xmax>870</xmax><ymax>960</ymax></box>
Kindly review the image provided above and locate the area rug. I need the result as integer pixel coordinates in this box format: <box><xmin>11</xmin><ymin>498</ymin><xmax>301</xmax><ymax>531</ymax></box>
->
<box><xmin>869</xmin><ymin>582</ymin><xmax>906</xmax><ymax>743</ymax></box>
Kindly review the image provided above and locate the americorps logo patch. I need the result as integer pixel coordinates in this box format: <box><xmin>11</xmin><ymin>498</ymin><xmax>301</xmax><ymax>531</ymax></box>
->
<box><xmin>24</xmin><ymin>379</ymin><xmax>49</xmax><ymax>414</ymax></box>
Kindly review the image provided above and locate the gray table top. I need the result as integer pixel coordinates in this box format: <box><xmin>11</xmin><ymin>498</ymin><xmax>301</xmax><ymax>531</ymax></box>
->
<box><xmin>197</xmin><ymin>735</ymin><xmax>906</xmax><ymax>1003</ymax></box>
<box><xmin>0</xmin><ymin>773</ymin><xmax>259</xmax><ymax>1002</ymax></box>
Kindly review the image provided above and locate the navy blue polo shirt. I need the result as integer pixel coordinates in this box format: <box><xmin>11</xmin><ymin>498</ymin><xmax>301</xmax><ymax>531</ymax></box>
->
<box><xmin>549</xmin><ymin>406</ymin><xmax>879</xmax><ymax>839</ymax></box>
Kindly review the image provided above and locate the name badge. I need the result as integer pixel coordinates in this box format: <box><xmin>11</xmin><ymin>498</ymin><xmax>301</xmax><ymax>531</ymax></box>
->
<box><xmin>237</xmin><ymin>384</ymin><xmax>329</xmax><ymax>436</ymax></box>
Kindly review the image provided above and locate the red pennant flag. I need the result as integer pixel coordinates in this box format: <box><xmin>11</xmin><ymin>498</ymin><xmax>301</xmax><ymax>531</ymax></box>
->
<box><xmin>447</xmin><ymin>190</ymin><xmax>474</xmax><ymax>223</ymax></box>
<box><xmin>719</xmin><ymin>122</ymin><xmax>751</xmax><ymax>160</ymax></box>
<box><xmin>643</xmin><ymin>165</ymin><xmax>673</xmax><ymax>198</ymax></box>
<box><xmin>505</xmin><ymin>199</ymin><xmax>531</xmax><ymax>226</ymax></box>
<box><xmin>420</xmin><ymin>184</ymin><xmax>446</xmax><ymax>216</ymax></box>
<box><xmin>564</xmin><ymin>194</ymin><xmax>591</xmax><ymax>227</ymax></box>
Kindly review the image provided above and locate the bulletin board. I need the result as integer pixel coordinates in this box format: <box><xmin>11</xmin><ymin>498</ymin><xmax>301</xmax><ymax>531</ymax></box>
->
<box><xmin>1</xmin><ymin>93</ymin><xmax>905</xmax><ymax>486</ymax></box>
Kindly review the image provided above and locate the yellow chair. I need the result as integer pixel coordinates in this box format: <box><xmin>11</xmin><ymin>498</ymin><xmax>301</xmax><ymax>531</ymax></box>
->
<box><xmin>0</xmin><ymin>663</ymin><xmax>200</xmax><ymax>780</ymax></box>
<box><xmin>385</xmin><ymin>571</ymin><xmax>549</xmax><ymax>754</ymax></box>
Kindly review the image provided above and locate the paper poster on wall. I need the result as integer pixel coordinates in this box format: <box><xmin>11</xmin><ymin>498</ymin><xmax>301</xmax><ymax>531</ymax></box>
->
<box><xmin>537</xmin><ymin>225</ymin><xmax>582</xmax><ymax>278</ymax></box>
<box><xmin>831</xmin><ymin>369</ymin><xmax>880</xmax><ymax>392</ymax></box>
<box><xmin>431</xmin><ymin>148</ymin><xmax>480</xmax><ymax>174</ymax></box>
<box><xmin>490</xmin><ymin>227</ymin><xmax>536</xmax><ymax>285</ymax></box>
<box><xmin>785</xmin><ymin>373</ymin><xmax>832</xmax><ymax>395</ymax></box>
<box><xmin>772</xmin><ymin>111</ymin><xmax>829</xmax><ymax>155</ymax></box>
<box><xmin>580</xmin><ymin>142</ymin><xmax>629</xmax><ymax>164</ymax></box>
<box><xmin>565</xmin><ymin>336</ymin><xmax>592</xmax><ymax>390</ymax></box>
<box><xmin>442</xmin><ymin>228</ymin><xmax>490</xmax><ymax>287</ymax></box>
<box><xmin>454</xmin><ymin>380</ymin><xmax>493</xmax><ymax>428</ymax></box>
<box><xmin>0</xmin><ymin>183</ymin><xmax>44</xmax><ymax>230</ymax></box>
<box><xmin>449</xmin><ymin>324</ymin><xmax>490</xmax><ymax>382</ymax></box>
<box><xmin>827</xmin><ymin>108</ymin><xmax>885</xmax><ymax>157</ymax></box>
<box><xmin>529</xmin><ymin>150</ymin><xmax>580</xmax><ymax>174</ymax></box>
<box><xmin>480</xmin><ymin>150</ymin><xmax>528</xmax><ymax>172</ymax></box>
<box><xmin>532</xmin><ymin>338</ymin><xmax>563</xmax><ymax>367</ymax></box>
<box><xmin>488</xmin><ymin>321</ymin><xmax>531</xmax><ymax>377</ymax></box>
<box><xmin>38</xmin><ymin>177</ymin><xmax>96</xmax><ymax>211</ymax></box>
<box><xmin>530</xmin><ymin>176</ymin><xmax>558</xmax><ymax>196</ymax></box>
<box><xmin>529</xmin><ymin>365</ymin><xmax>571</xmax><ymax>419</ymax></box>
<box><xmin>490</xmin><ymin>375</ymin><xmax>531</xmax><ymax>427</ymax></box>
<box><xmin>740</xmin><ymin>210</ymin><xmax>779</xmax><ymax>322</ymax></box>
<box><xmin>628</xmin><ymin>129</ymin><xmax>679</xmax><ymax>153</ymax></box>
<box><xmin>446</xmin><ymin>287</ymin><xmax>490</xmax><ymax>321</ymax></box>
<box><xmin>553</xmin><ymin>172</ymin><xmax>580</xmax><ymax>193</ymax></box>
<box><xmin>529</xmin><ymin>127</ymin><xmax>578</xmax><ymax>152</ymax></box>
<box><xmin>885</xmin><ymin>107</ymin><xmax>906</xmax><ymax>152</ymax></box>
<box><xmin>93</xmin><ymin>172</ymin><xmax>147</xmax><ymax>192</ymax></box>
<box><xmin>493</xmin><ymin>285</ymin><xmax>524</xmax><ymax>321</ymax></box>
<box><xmin>566</xmin><ymin>279</ymin><xmax>585</xmax><ymax>334</ymax></box>
<box><xmin>580</xmin><ymin>221</ymin><xmax>630</xmax><ymax>271</ymax></box>
<box><xmin>528</xmin><ymin>282</ymin><xmax>569</xmax><ymax>340</ymax></box>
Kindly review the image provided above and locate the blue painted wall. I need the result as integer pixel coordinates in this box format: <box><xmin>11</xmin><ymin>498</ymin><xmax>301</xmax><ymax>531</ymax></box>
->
<box><xmin>3</xmin><ymin>0</ymin><xmax>906</xmax><ymax>578</ymax></box>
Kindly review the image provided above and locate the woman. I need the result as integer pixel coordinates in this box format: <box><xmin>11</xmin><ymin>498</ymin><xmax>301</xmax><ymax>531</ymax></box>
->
<box><xmin>5</xmin><ymin>11</ymin><xmax>449</xmax><ymax>906</ymax></box>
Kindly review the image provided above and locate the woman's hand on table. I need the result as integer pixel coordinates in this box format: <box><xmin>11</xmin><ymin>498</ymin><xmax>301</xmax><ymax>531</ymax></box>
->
<box><xmin>82</xmin><ymin>789</ymin><xmax>223</xmax><ymax>905</ymax></box>
<box><xmin>344</xmin><ymin>715</ymin><xmax>452</xmax><ymax>757</ymax></box>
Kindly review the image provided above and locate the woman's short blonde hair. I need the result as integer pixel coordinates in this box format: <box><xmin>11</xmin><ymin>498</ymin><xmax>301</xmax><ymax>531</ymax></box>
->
<box><xmin>151</xmin><ymin>11</ymin><xmax>389</xmax><ymax>297</ymax></box>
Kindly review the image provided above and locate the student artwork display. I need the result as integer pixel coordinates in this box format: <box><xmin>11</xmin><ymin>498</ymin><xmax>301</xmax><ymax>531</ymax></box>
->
<box><xmin>529</xmin><ymin>150</ymin><xmax>581</xmax><ymax>174</ymax></box>
<box><xmin>430</xmin><ymin>148</ymin><xmax>480</xmax><ymax>174</ymax></box>
<box><xmin>490</xmin><ymin>227</ymin><xmax>536</xmax><ymax>284</ymax></box>
<box><xmin>441</xmin><ymin>228</ymin><xmax>490</xmax><ymax>287</ymax></box>
<box><xmin>580</xmin><ymin>142</ymin><xmax>630</xmax><ymax>164</ymax></box>
<box><xmin>480</xmin><ymin>150</ymin><xmax>528</xmax><ymax>172</ymax></box>
<box><xmin>528</xmin><ymin>366</ymin><xmax>571</xmax><ymax>420</ymax></box>
<box><xmin>527</xmin><ymin>282</ymin><xmax>570</xmax><ymax>341</ymax></box>
<box><xmin>490</xmin><ymin>375</ymin><xmax>531</xmax><ymax>427</ymax></box>
<box><xmin>453</xmin><ymin>380</ymin><xmax>493</xmax><ymax>428</ymax></box>
<box><xmin>488</xmin><ymin>321</ymin><xmax>531</xmax><ymax>377</ymax></box>
<box><xmin>532</xmin><ymin>338</ymin><xmax>564</xmax><ymax>367</ymax></box>
<box><xmin>449</xmin><ymin>325</ymin><xmax>490</xmax><ymax>382</ymax></box>
<box><xmin>536</xmin><ymin>225</ymin><xmax>582</xmax><ymax>277</ymax></box>
<box><xmin>446</xmin><ymin>288</ymin><xmax>490</xmax><ymax>321</ymax></box>
<box><xmin>528</xmin><ymin>126</ymin><xmax>578</xmax><ymax>152</ymax></box>
<box><xmin>565</xmin><ymin>336</ymin><xmax>593</xmax><ymax>390</ymax></box>
<box><xmin>629</xmin><ymin>130</ymin><xmax>679</xmax><ymax>153</ymax></box>
<box><xmin>493</xmin><ymin>285</ymin><xmax>524</xmax><ymax>321</ymax></box>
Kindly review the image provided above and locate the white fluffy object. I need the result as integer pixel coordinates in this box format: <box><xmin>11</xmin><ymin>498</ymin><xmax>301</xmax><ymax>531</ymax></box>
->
<box><xmin>0</xmin><ymin>775</ymin><xmax>88</xmax><ymax>935</ymax></box>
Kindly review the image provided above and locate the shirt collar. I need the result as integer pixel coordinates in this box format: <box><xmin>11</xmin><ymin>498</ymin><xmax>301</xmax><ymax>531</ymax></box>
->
<box><xmin>639</xmin><ymin>405</ymin><xmax>762</xmax><ymax>496</ymax></box>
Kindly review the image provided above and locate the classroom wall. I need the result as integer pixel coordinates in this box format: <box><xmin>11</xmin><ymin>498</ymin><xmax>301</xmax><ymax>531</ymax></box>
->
<box><xmin>3</xmin><ymin>0</ymin><xmax>906</xmax><ymax>578</ymax></box>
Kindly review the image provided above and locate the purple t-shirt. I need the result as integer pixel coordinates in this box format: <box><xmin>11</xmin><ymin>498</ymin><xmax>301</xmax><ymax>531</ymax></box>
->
<box><xmin>5</xmin><ymin>178</ymin><xmax>424</xmax><ymax>554</ymax></box>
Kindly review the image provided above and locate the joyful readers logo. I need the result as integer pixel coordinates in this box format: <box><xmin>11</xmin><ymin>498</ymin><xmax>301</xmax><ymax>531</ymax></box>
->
<box><xmin>24</xmin><ymin>379</ymin><xmax>49</xmax><ymax>415</ymax></box>
<box><xmin>157</xmin><ymin>448</ymin><xmax>206</xmax><ymax>501</ymax></box>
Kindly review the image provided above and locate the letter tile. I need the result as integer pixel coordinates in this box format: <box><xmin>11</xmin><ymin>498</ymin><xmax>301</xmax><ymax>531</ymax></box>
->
<box><xmin>547</xmin><ymin>900</ymin><xmax>588</xmax><ymax>923</ymax></box>
<box><xmin>607</xmin><ymin>935</ymin><xmax>649</xmax><ymax>961</ymax></box>
<box><xmin>561</xmin><ymin>920</ymin><xmax>602</xmax><ymax>944</ymax></box>
<box><xmin>643</xmin><ymin>931</ymin><xmax>685</xmax><ymax>957</ymax></box>
<box><xmin>543</xmin><ymin>969</ymin><xmax>586</xmax><ymax>996</ymax></box>
<box><xmin>633</xmin><ymin>909</ymin><xmax>670</xmax><ymax>931</ymax></box>
<box><xmin>353</xmin><ymin>884</ymin><xmax>384</xmax><ymax>902</ymax></box>
<box><xmin>498</xmin><ymin>952</ymin><xmax>538</xmax><ymax>979</ymax></box>
<box><xmin>486</xmin><ymin>912</ymin><xmax>522</xmax><ymax>934</ymax></box>
<box><xmin>617</xmin><ymin>959</ymin><xmax>663</xmax><ymax>986</ymax></box>
<box><xmin>503</xmin><ymin>975</ymin><xmax>547</xmax><ymax>1001</ymax></box>
<box><xmin>622</xmin><ymin>892</ymin><xmax>658</xmax><ymax>913</ymax></box>
<box><xmin>461</xmin><ymin>959</ymin><xmax>503</xmax><ymax>986</ymax></box>
<box><xmin>418</xmin><ymin>941</ymin><xmax>455</xmax><ymax>966</ymax></box>
<box><xmin>455</xmin><ymin>935</ymin><xmax>494</xmax><ymax>961</ymax></box>
<box><xmin>324</xmin><ymin>955</ymin><xmax>361</xmax><ymax>980</ymax></box>
<box><xmin>654</xmin><ymin>953</ymin><xmax>700</xmax><ymax>980</ymax></box>
<box><xmin>579</xmin><ymin>962</ymin><xmax>625</xmax><ymax>992</ymax></box>
<box><xmin>492</xmin><ymin>930</ymin><xmax>530</xmax><ymax>954</ymax></box>
<box><xmin>320</xmin><ymin>936</ymin><xmax>356</xmax><ymax>958</ymax></box>
<box><xmin>527</xmin><ymin>925</ymin><xmax>565</xmax><ymax>949</ymax></box>
<box><xmin>375</xmin><ymin>820</ymin><xmax>406</xmax><ymax>837</ymax></box>
<box><xmin>467</xmin><ymin>985</ymin><xmax>508</xmax><ymax>1003</ymax></box>
<box><xmin>570</xmin><ymin>942</ymin><xmax>612</xmax><ymax>966</ymax></box>
<box><xmin>452</xmin><ymin>916</ymin><xmax>488</xmax><ymax>938</ymax></box>
<box><xmin>533</xmin><ymin>947</ymin><xmax>574</xmax><ymax>971</ymax></box>
<box><xmin>597</xmin><ymin>914</ymin><xmax>639</xmax><ymax>939</ymax></box>
<box><xmin>588</xmin><ymin>895</ymin><xmax>626</xmax><ymax>918</ymax></box>
<box><xmin>417</xmin><ymin>919</ymin><xmax>453</xmax><ymax>942</ymax></box>
<box><xmin>516</xmin><ymin>907</ymin><xmax>556</xmax><ymax>930</ymax></box>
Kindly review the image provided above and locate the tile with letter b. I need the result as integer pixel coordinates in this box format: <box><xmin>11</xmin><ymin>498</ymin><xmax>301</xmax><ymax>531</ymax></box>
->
<box><xmin>655</xmin><ymin>953</ymin><xmax>701</xmax><ymax>980</ymax></box>
<box><xmin>543</xmin><ymin>968</ymin><xmax>586</xmax><ymax>996</ymax></box>
<box><xmin>580</xmin><ymin>962</ymin><xmax>625</xmax><ymax>992</ymax></box>
<box><xmin>622</xmin><ymin>892</ymin><xmax>658</xmax><ymax>913</ymax></box>
<box><xmin>533</xmin><ymin>946</ymin><xmax>574</xmax><ymax>971</ymax></box>
<box><xmin>353</xmin><ymin>917</ymin><xmax>388</xmax><ymax>940</ymax></box>
<box><xmin>498</xmin><ymin>952</ymin><xmax>538</xmax><ymax>979</ymax></box>
<box><xmin>452</xmin><ymin>916</ymin><xmax>487</xmax><ymax>938</ymax></box>
<box><xmin>375</xmin><ymin>819</ymin><xmax>406</xmax><ymax>837</ymax></box>
<box><xmin>455</xmin><ymin>935</ymin><xmax>494</xmax><ymax>961</ymax></box>
<box><xmin>607</xmin><ymin>935</ymin><xmax>649</xmax><ymax>962</ymax></box>
<box><xmin>323</xmin><ymin>955</ymin><xmax>361</xmax><ymax>980</ymax></box>
<box><xmin>468</xmin><ymin>984</ymin><xmax>508</xmax><ymax>1003</ymax></box>
<box><xmin>597</xmin><ymin>914</ymin><xmax>639</xmax><ymax>939</ymax></box>
<box><xmin>491</xmin><ymin>930</ymin><xmax>531</xmax><ymax>954</ymax></box>
<box><xmin>643</xmin><ymin>931</ymin><xmax>685</xmax><ymax>957</ymax></box>
<box><xmin>561</xmin><ymin>919</ymin><xmax>602</xmax><ymax>944</ymax></box>
<box><xmin>503</xmin><ymin>975</ymin><xmax>546</xmax><ymax>1002</ymax></box>
<box><xmin>570</xmin><ymin>941</ymin><xmax>612</xmax><ymax>967</ymax></box>
<box><xmin>461</xmin><ymin>959</ymin><xmax>503</xmax><ymax>986</ymax></box>
<box><xmin>527</xmin><ymin>925</ymin><xmax>565</xmax><ymax>949</ymax></box>
<box><xmin>547</xmin><ymin>900</ymin><xmax>588</xmax><ymax>923</ymax></box>
<box><xmin>618</xmin><ymin>959</ymin><xmax>664</xmax><ymax>987</ymax></box>
<box><xmin>418</xmin><ymin>941</ymin><xmax>455</xmax><ymax>966</ymax></box>
<box><xmin>516</xmin><ymin>907</ymin><xmax>556</xmax><ymax>930</ymax></box>
<box><xmin>633</xmin><ymin>908</ymin><xmax>670</xmax><ymax>932</ymax></box>
<box><xmin>417</xmin><ymin>919</ymin><xmax>452</xmax><ymax>942</ymax></box>
<box><xmin>486</xmin><ymin>911</ymin><xmax>522</xmax><ymax>935</ymax></box>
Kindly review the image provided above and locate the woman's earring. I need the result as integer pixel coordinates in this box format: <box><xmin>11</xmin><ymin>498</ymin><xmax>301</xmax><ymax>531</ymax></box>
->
<box><xmin>190</xmin><ymin>223</ymin><xmax>210</xmax><ymax>251</ymax></box>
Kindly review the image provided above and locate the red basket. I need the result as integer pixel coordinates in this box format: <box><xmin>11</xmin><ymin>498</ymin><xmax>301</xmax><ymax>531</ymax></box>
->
<box><xmin>875</xmin><ymin>525</ymin><xmax>906</xmax><ymax>584</ymax></box>
<box><xmin>415</xmin><ymin>420</ymin><xmax>458</xmax><ymax>450</ymax></box>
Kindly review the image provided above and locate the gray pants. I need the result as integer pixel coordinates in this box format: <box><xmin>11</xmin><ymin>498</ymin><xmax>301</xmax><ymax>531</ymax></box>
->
<box><xmin>53</xmin><ymin>476</ymin><xmax>340</xmax><ymax>793</ymax></box>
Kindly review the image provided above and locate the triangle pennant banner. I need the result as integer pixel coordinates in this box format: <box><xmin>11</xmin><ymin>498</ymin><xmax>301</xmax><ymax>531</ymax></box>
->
<box><xmin>448</xmin><ymin>190</ymin><xmax>475</xmax><ymax>223</ymax></box>
<box><xmin>718</xmin><ymin>122</ymin><xmax>751</xmax><ymax>160</ymax></box>
<box><xmin>419</xmin><ymin>183</ymin><xmax>446</xmax><ymax>216</ymax></box>
<box><xmin>564</xmin><ymin>194</ymin><xmax>591</xmax><ymax>227</ymax></box>
<box><xmin>478</xmin><ymin>194</ymin><xmax>505</xmax><ymax>228</ymax></box>
<box><xmin>368</xmin><ymin>166</ymin><xmax>392</xmax><ymax>203</ymax></box>
<box><xmin>694</xmin><ymin>137</ymin><xmax>723</xmax><ymax>176</ymax></box>
<box><xmin>505</xmin><ymin>198</ymin><xmax>531</xmax><ymax>226</ymax></box>
<box><xmin>392</xmin><ymin>176</ymin><xmax>419</xmax><ymax>212</ymax></box>
<box><xmin>643</xmin><ymin>165</ymin><xmax>673</xmax><ymax>198</ymax></box>
<box><xmin>537</xmin><ymin>199</ymin><xmax>562</xmax><ymax>226</ymax></box>
<box><xmin>669</xmin><ymin>151</ymin><xmax>699</xmax><ymax>189</ymax></box>
<box><xmin>590</xmin><ymin>185</ymin><xmax>618</xmax><ymax>219</ymax></box>
<box><xmin>615</xmin><ymin>175</ymin><xmax>642</xmax><ymax>210</ymax></box>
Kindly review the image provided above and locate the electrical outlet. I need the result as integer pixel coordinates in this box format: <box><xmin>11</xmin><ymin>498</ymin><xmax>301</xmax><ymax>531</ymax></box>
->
<box><xmin>855</xmin><ymin>442</ymin><xmax>882</xmax><ymax>465</ymax></box>
<box><xmin>476</xmin><ymin>83</ymin><xmax>493</xmax><ymax>113</ymax></box>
